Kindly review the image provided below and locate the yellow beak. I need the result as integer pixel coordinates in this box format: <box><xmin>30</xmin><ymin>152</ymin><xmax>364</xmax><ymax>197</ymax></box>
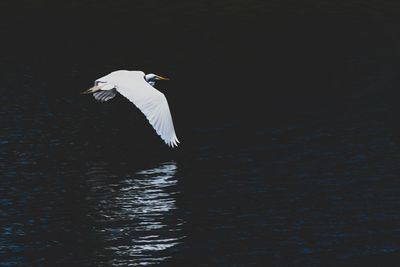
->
<box><xmin>156</xmin><ymin>75</ymin><xmax>170</xmax><ymax>80</ymax></box>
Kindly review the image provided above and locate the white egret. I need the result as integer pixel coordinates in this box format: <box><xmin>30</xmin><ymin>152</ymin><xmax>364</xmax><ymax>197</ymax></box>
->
<box><xmin>82</xmin><ymin>70</ymin><xmax>179</xmax><ymax>147</ymax></box>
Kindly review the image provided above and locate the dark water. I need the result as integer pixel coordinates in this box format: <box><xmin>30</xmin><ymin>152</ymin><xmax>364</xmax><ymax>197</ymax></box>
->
<box><xmin>2</xmin><ymin>0</ymin><xmax>400</xmax><ymax>266</ymax></box>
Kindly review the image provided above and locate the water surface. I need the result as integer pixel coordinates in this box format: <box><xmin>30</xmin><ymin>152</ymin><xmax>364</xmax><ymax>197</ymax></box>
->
<box><xmin>2</xmin><ymin>0</ymin><xmax>400</xmax><ymax>266</ymax></box>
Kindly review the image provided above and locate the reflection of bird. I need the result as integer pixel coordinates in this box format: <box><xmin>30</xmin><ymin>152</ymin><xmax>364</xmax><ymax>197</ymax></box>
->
<box><xmin>85</xmin><ymin>161</ymin><xmax>182</xmax><ymax>265</ymax></box>
<box><xmin>82</xmin><ymin>70</ymin><xmax>179</xmax><ymax>147</ymax></box>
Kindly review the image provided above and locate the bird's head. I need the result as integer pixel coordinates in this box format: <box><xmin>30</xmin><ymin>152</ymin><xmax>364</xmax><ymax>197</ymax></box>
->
<box><xmin>144</xmin><ymin>73</ymin><xmax>169</xmax><ymax>86</ymax></box>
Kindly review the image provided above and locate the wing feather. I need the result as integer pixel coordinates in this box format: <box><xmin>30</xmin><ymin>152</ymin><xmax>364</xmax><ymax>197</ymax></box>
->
<box><xmin>112</xmin><ymin>72</ymin><xmax>179</xmax><ymax>147</ymax></box>
<box><xmin>93</xmin><ymin>89</ymin><xmax>117</xmax><ymax>102</ymax></box>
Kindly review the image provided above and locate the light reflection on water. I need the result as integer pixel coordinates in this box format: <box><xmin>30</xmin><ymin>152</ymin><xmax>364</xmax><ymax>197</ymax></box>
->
<box><xmin>85</xmin><ymin>161</ymin><xmax>184</xmax><ymax>266</ymax></box>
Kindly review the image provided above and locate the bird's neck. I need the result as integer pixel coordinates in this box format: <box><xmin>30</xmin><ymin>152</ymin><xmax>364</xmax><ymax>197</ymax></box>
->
<box><xmin>147</xmin><ymin>80</ymin><xmax>156</xmax><ymax>86</ymax></box>
<box><xmin>145</xmin><ymin>76</ymin><xmax>156</xmax><ymax>86</ymax></box>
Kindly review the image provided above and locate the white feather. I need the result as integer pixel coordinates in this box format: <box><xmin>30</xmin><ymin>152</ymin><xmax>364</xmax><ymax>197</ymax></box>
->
<box><xmin>93</xmin><ymin>89</ymin><xmax>117</xmax><ymax>102</ymax></box>
<box><xmin>93</xmin><ymin>70</ymin><xmax>179</xmax><ymax>147</ymax></box>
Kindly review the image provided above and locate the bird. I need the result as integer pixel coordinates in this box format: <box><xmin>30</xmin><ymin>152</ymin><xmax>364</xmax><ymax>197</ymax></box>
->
<box><xmin>82</xmin><ymin>70</ymin><xmax>179</xmax><ymax>147</ymax></box>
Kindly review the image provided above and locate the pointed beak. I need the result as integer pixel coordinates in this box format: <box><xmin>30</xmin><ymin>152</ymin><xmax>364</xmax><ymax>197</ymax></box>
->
<box><xmin>81</xmin><ymin>85</ymin><xmax>101</xmax><ymax>94</ymax></box>
<box><xmin>156</xmin><ymin>75</ymin><xmax>170</xmax><ymax>81</ymax></box>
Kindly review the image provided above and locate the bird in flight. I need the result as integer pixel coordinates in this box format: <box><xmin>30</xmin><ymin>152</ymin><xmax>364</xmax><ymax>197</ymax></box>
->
<box><xmin>82</xmin><ymin>70</ymin><xmax>179</xmax><ymax>147</ymax></box>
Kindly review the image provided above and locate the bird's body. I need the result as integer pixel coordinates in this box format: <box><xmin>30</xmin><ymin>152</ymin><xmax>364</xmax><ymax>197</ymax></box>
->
<box><xmin>83</xmin><ymin>70</ymin><xmax>179</xmax><ymax>147</ymax></box>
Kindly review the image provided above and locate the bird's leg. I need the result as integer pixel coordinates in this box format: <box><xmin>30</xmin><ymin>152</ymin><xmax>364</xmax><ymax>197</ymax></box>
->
<box><xmin>81</xmin><ymin>85</ymin><xmax>102</xmax><ymax>94</ymax></box>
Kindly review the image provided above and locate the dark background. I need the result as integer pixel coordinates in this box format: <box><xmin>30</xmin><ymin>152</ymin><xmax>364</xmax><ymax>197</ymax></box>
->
<box><xmin>2</xmin><ymin>1</ymin><xmax>400</xmax><ymax>130</ymax></box>
<box><xmin>1</xmin><ymin>0</ymin><xmax>400</xmax><ymax>266</ymax></box>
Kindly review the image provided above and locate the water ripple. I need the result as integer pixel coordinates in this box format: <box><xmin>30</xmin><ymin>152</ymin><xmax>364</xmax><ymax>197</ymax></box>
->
<box><xmin>85</xmin><ymin>161</ymin><xmax>184</xmax><ymax>266</ymax></box>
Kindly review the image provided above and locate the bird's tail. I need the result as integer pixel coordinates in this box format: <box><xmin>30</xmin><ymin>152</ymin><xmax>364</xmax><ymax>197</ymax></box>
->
<box><xmin>81</xmin><ymin>85</ymin><xmax>101</xmax><ymax>94</ymax></box>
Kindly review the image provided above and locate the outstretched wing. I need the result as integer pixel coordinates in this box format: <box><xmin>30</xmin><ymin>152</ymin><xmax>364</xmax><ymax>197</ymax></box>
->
<box><xmin>93</xmin><ymin>89</ymin><xmax>117</xmax><ymax>102</ymax></box>
<box><xmin>113</xmin><ymin>72</ymin><xmax>179</xmax><ymax>147</ymax></box>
